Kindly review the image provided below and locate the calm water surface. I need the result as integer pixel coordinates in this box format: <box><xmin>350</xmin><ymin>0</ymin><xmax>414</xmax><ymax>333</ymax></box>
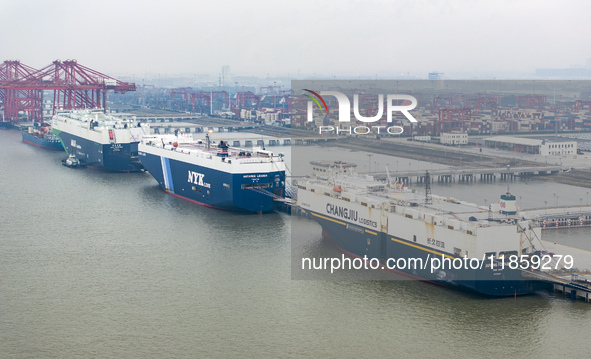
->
<box><xmin>1</xmin><ymin>130</ymin><xmax>590</xmax><ymax>358</ymax></box>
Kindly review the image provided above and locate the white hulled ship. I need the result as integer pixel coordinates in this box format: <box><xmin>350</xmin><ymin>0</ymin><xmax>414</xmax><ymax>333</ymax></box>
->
<box><xmin>297</xmin><ymin>161</ymin><xmax>553</xmax><ymax>296</ymax></box>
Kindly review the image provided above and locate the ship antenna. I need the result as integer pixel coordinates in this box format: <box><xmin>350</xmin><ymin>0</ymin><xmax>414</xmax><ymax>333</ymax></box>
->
<box><xmin>425</xmin><ymin>170</ymin><xmax>432</xmax><ymax>204</ymax></box>
<box><xmin>506</xmin><ymin>164</ymin><xmax>511</xmax><ymax>195</ymax></box>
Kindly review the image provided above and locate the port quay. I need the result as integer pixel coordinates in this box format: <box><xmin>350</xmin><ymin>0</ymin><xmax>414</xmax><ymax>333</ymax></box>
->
<box><xmin>369</xmin><ymin>166</ymin><xmax>565</xmax><ymax>184</ymax></box>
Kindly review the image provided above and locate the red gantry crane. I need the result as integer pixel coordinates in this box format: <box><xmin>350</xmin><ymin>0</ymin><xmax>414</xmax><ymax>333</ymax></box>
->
<box><xmin>0</xmin><ymin>60</ymin><xmax>43</xmax><ymax>121</ymax></box>
<box><xmin>0</xmin><ymin>59</ymin><xmax>136</xmax><ymax>123</ymax></box>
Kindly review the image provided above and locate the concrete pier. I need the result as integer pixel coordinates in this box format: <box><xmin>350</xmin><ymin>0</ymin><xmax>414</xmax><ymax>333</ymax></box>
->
<box><xmin>370</xmin><ymin>166</ymin><xmax>563</xmax><ymax>183</ymax></box>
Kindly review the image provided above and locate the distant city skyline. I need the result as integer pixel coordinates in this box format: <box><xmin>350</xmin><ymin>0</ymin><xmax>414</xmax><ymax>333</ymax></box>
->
<box><xmin>2</xmin><ymin>0</ymin><xmax>591</xmax><ymax>81</ymax></box>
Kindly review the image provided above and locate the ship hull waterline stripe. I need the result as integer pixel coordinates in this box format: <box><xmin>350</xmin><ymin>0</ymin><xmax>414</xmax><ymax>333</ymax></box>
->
<box><xmin>311</xmin><ymin>211</ymin><xmax>453</xmax><ymax>259</ymax></box>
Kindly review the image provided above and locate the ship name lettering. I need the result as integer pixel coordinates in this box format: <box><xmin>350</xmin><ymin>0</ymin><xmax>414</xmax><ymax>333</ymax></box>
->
<box><xmin>359</xmin><ymin>218</ymin><xmax>378</xmax><ymax>228</ymax></box>
<box><xmin>188</xmin><ymin>171</ymin><xmax>211</xmax><ymax>188</ymax></box>
<box><xmin>427</xmin><ymin>237</ymin><xmax>445</xmax><ymax>248</ymax></box>
<box><xmin>326</xmin><ymin>203</ymin><xmax>358</xmax><ymax>221</ymax></box>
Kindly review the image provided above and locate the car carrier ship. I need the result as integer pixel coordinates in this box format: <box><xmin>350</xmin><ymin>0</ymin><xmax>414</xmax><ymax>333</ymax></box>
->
<box><xmin>297</xmin><ymin>161</ymin><xmax>553</xmax><ymax>296</ymax></box>
<box><xmin>138</xmin><ymin>132</ymin><xmax>286</xmax><ymax>213</ymax></box>
<box><xmin>51</xmin><ymin>109</ymin><xmax>144</xmax><ymax>171</ymax></box>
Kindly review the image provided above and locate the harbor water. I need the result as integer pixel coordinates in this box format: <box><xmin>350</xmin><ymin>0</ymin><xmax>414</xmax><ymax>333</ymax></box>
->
<box><xmin>1</xmin><ymin>129</ymin><xmax>590</xmax><ymax>358</ymax></box>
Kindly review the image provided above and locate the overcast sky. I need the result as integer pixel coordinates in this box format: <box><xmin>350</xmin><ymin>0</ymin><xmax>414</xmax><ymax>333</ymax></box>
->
<box><xmin>1</xmin><ymin>0</ymin><xmax>591</xmax><ymax>79</ymax></box>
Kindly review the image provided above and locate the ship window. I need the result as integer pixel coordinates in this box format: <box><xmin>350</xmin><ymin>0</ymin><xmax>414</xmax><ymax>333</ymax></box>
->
<box><xmin>485</xmin><ymin>252</ymin><xmax>496</xmax><ymax>259</ymax></box>
<box><xmin>447</xmin><ymin>225</ymin><xmax>454</xmax><ymax>230</ymax></box>
<box><xmin>241</xmin><ymin>183</ymin><xmax>270</xmax><ymax>189</ymax></box>
<box><xmin>361</xmin><ymin>202</ymin><xmax>368</xmax><ymax>207</ymax></box>
<box><xmin>310</xmin><ymin>189</ymin><xmax>315</xmax><ymax>193</ymax></box>
<box><xmin>405</xmin><ymin>214</ymin><xmax>413</xmax><ymax>219</ymax></box>
<box><xmin>467</xmin><ymin>230</ymin><xmax>473</xmax><ymax>235</ymax></box>
<box><xmin>413</xmin><ymin>235</ymin><xmax>416</xmax><ymax>242</ymax></box>
<box><xmin>324</xmin><ymin>192</ymin><xmax>331</xmax><ymax>196</ymax></box>
<box><xmin>453</xmin><ymin>247</ymin><xmax>461</xmax><ymax>256</ymax></box>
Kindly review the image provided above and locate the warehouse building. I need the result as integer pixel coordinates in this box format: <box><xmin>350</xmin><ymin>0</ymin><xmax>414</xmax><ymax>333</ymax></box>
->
<box><xmin>484</xmin><ymin>136</ymin><xmax>577</xmax><ymax>156</ymax></box>
<box><xmin>440</xmin><ymin>132</ymin><xmax>468</xmax><ymax>145</ymax></box>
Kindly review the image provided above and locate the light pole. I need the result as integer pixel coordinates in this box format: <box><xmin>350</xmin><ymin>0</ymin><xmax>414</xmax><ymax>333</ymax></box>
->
<box><xmin>206</xmin><ymin>129</ymin><xmax>213</xmax><ymax>150</ymax></box>
<box><xmin>553</xmin><ymin>193</ymin><xmax>556</xmax><ymax>208</ymax></box>
<box><xmin>544</xmin><ymin>200</ymin><xmax>548</xmax><ymax>215</ymax></box>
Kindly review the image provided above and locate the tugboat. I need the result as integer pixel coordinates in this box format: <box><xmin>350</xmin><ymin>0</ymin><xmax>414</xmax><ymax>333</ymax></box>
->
<box><xmin>62</xmin><ymin>154</ymin><xmax>86</xmax><ymax>168</ymax></box>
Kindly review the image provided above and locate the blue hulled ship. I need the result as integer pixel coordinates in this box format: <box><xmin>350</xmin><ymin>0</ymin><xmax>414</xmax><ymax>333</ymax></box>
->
<box><xmin>21</xmin><ymin>124</ymin><xmax>63</xmax><ymax>150</ymax></box>
<box><xmin>51</xmin><ymin>109</ymin><xmax>144</xmax><ymax>171</ymax></box>
<box><xmin>138</xmin><ymin>134</ymin><xmax>286</xmax><ymax>213</ymax></box>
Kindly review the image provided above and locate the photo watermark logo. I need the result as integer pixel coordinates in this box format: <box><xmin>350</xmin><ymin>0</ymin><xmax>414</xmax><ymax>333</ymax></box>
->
<box><xmin>305</xmin><ymin>89</ymin><xmax>419</xmax><ymax>135</ymax></box>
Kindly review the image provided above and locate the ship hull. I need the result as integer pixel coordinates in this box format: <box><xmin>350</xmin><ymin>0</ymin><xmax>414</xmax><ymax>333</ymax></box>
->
<box><xmin>310</xmin><ymin>210</ymin><xmax>551</xmax><ymax>296</ymax></box>
<box><xmin>0</xmin><ymin>121</ymin><xmax>13</xmax><ymax>129</ymax></box>
<box><xmin>22</xmin><ymin>132</ymin><xmax>64</xmax><ymax>150</ymax></box>
<box><xmin>53</xmin><ymin>129</ymin><xmax>142</xmax><ymax>172</ymax></box>
<box><xmin>139</xmin><ymin>150</ymin><xmax>284</xmax><ymax>213</ymax></box>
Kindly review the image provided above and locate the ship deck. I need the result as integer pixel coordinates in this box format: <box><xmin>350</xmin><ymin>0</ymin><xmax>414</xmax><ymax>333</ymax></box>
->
<box><xmin>143</xmin><ymin>134</ymin><xmax>282</xmax><ymax>164</ymax></box>
<box><xmin>306</xmin><ymin>174</ymin><xmax>520</xmax><ymax>227</ymax></box>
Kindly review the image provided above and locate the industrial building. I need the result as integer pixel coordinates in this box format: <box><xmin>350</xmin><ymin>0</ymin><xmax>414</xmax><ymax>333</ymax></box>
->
<box><xmin>440</xmin><ymin>132</ymin><xmax>468</xmax><ymax>145</ymax></box>
<box><xmin>484</xmin><ymin>136</ymin><xmax>578</xmax><ymax>156</ymax></box>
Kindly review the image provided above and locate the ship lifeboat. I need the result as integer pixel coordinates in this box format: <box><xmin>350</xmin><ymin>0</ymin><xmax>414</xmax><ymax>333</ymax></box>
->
<box><xmin>333</xmin><ymin>185</ymin><xmax>342</xmax><ymax>193</ymax></box>
<box><xmin>395</xmin><ymin>182</ymin><xmax>404</xmax><ymax>189</ymax></box>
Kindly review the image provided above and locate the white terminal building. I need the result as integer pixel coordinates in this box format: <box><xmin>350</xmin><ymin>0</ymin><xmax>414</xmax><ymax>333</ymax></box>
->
<box><xmin>440</xmin><ymin>132</ymin><xmax>468</xmax><ymax>145</ymax></box>
<box><xmin>484</xmin><ymin>136</ymin><xmax>577</xmax><ymax>156</ymax></box>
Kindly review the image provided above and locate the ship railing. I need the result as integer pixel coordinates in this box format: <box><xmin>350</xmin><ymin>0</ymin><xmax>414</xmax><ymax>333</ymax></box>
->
<box><xmin>237</xmin><ymin>158</ymin><xmax>275</xmax><ymax>164</ymax></box>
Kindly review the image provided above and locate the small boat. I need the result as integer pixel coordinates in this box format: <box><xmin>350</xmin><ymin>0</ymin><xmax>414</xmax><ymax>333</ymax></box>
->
<box><xmin>62</xmin><ymin>154</ymin><xmax>86</xmax><ymax>168</ymax></box>
<box><xmin>22</xmin><ymin>124</ymin><xmax>64</xmax><ymax>150</ymax></box>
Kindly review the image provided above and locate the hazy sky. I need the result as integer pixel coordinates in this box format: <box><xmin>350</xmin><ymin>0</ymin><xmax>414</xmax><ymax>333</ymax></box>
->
<box><xmin>2</xmin><ymin>0</ymin><xmax>591</xmax><ymax>78</ymax></box>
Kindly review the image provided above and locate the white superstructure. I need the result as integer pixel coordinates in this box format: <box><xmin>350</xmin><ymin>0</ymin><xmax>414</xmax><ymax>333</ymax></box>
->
<box><xmin>52</xmin><ymin>109</ymin><xmax>144</xmax><ymax>145</ymax></box>
<box><xmin>298</xmin><ymin>164</ymin><xmax>542</xmax><ymax>260</ymax></box>
<box><xmin>139</xmin><ymin>134</ymin><xmax>286</xmax><ymax>175</ymax></box>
